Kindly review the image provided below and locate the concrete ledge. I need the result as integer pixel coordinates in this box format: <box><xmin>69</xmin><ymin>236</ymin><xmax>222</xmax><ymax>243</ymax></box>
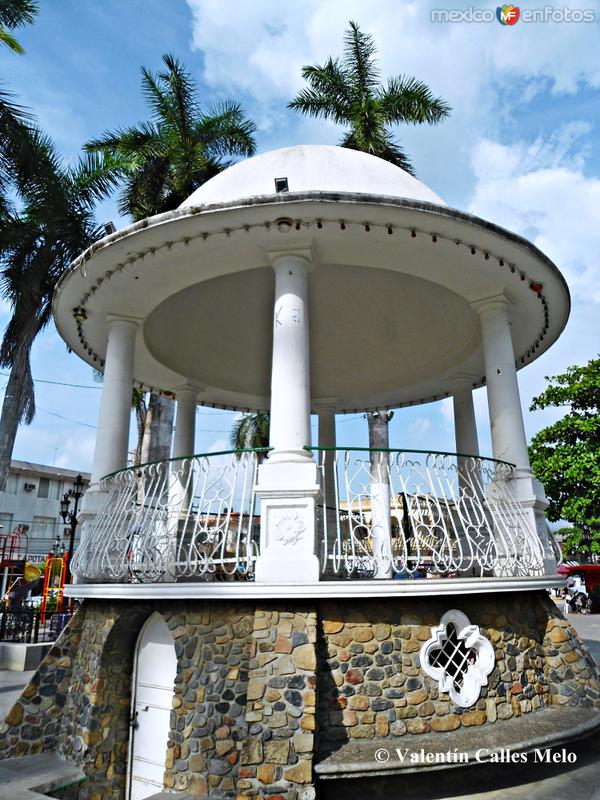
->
<box><xmin>64</xmin><ymin>575</ymin><xmax>559</xmax><ymax>600</ymax></box>
<box><xmin>0</xmin><ymin>753</ymin><xmax>84</xmax><ymax>799</ymax></box>
<box><xmin>0</xmin><ymin>642</ymin><xmax>51</xmax><ymax>671</ymax></box>
<box><xmin>315</xmin><ymin>706</ymin><xmax>600</xmax><ymax>779</ymax></box>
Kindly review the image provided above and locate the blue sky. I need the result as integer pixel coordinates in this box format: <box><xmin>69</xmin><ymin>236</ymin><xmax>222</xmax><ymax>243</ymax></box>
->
<box><xmin>1</xmin><ymin>0</ymin><xmax>599</xmax><ymax>472</ymax></box>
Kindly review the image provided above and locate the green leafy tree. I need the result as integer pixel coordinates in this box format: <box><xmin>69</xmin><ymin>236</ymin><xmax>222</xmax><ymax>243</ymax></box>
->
<box><xmin>0</xmin><ymin>0</ymin><xmax>38</xmax><ymax>54</ymax></box>
<box><xmin>529</xmin><ymin>358</ymin><xmax>600</xmax><ymax>555</ymax></box>
<box><xmin>86</xmin><ymin>54</ymin><xmax>256</xmax><ymax>462</ymax></box>
<box><xmin>288</xmin><ymin>20</ymin><xmax>450</xmax><ymax>175</ymax></box>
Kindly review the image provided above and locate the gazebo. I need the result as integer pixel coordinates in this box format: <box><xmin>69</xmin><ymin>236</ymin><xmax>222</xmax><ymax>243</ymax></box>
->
<box><xmin>54</xmin><ymin>144</ymin><xmax>566</xmax><ymax>588</ymax></box>
<box><xmin>2</xmin><ymin>145</ymin><xmax>598</xmax><ymax>800</ymax></box>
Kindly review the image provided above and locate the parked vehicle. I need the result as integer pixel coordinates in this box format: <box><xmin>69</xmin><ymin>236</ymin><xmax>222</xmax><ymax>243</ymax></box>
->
<box><xmin>558</xmin><ymin>564</ymin><xmax>600</xmax><ymax>613</ymax></box>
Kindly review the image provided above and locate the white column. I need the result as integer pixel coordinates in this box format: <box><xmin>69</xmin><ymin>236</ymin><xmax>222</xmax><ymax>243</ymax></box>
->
<box><xmin>166</xmin><ymin>386</ymin><xmax>199</xmax><ymax>578</ymax></box>
<box><xmin>76</xmin><ymin>316</ymin><xmax>138</xmax><ymax>582</ymax></box>
<box><xmin>449</xmin><ymin>375</ymin><xmax>480</xmax><ymax>459</ymax></box>
<box><xmin>474</xmin><ymin>295</ymin><xmax>556</xmax><ymax>572</ymax></box>
<box><xmin>367</xmin><ymin>411</ymin><xmax>394</xmax><ymax>579</ymax></box>
<box><xmin>317</xmin><ymin>403</ymin><xmax>337</xmax><ymax>576</ymax></box>
<box><xmin>91</xmin><ymin>316</ymin><xmax>138</xmax><ymax>484</ymax></box>
<box><xmin>255</xmin><ymin>248</ymin><xmax>320</xmax><ymax>583</ymax></box>
<box><xmin>448</xmin><ymin>374</ymin><xmax>481</xmax><ymax>495</ymax></box>
<box><xmin>267</xmin><ymin>254</ymin><xmax>312</xmax><ymax>462</ymax></box>
<box><xmin>475</xmin><ymin>297</ymin><xmax>529</xmax><ymax>468</ymax></box>
<box><xmin>317</xmin><ymin>405</ymin><xmax>337</xmax><ymax>505</ymax></box>
<box><xmin>172</xmin><ymin>386</ymin><xmax>197</xmax><ymax>460</ymax></box>
<box><xmin>170</xmin><ymin>385</ymin><xmax>198</xmax><ymax>508</ymax></box>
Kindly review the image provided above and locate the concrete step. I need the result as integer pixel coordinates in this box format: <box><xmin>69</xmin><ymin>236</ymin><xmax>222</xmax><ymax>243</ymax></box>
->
<box><xmin>0</xmin><ymin>753</ymin><xmax>84</xmax><ymax>799</ymax></box>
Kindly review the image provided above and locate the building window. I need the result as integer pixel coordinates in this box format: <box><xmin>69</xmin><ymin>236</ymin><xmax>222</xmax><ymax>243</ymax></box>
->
<box><xmin>38</xmin><ymin>478</ymin><xmax>50</xmax><ymax>498</ymax></box>
<box><xmin>4</xmin><ymin>474</ymin><xmax>17</xmax><ymax>494</ymax></box>
<box><xmin>32</xmin><ymin>516</ymin><xmax>56</xmax><ymax>539</ymax></box>
<box><xmin>52</xmin><ymin>479</ymin><xmax>63</xmax><ymax>500</ymax></box>
<box><xmin>0</xmin><ymin>513</ymin><xmax>14</xmax><ymax>532</ymax></box>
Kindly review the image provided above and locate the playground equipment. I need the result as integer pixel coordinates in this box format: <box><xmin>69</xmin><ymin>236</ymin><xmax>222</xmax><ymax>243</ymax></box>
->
<box><xmin>39</xmin><ymin>556</ymin><xmax>66</xmax><ymax>621</ymax></box>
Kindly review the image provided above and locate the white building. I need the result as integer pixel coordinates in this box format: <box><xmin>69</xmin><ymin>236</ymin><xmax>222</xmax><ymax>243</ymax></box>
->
<box><xmin>0</xmin><ymin>461</ymin><xmax>90</xmax><ymax>557</ymax></box>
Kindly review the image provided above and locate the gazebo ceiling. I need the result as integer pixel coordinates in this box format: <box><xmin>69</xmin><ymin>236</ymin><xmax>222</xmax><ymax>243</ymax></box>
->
<box><xmin>53</xmin><ymin>147</ymin><xmax>570</xmax><ymax>413</ymax></box>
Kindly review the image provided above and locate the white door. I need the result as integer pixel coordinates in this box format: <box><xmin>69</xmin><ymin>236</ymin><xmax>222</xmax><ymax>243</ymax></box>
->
<box><xmin>129</xmin><ymin>613</ymin><xmax>177</xmax><ymax>800</ymax></box>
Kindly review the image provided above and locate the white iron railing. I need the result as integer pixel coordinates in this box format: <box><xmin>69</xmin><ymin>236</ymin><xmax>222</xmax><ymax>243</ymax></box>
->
<box><xmin>72</xmin><ymin>449</ymin><xmax>265</xmax><ymax>583</ymax></box>
<box><xmin>314</xmin><ymin>448</ymin><xmax>546</xmax><ymax>579</ymax></box>
<box><xmin>73</xmin><ymin>447</ymin><xmax>547</xmax><ymax>583</ymax></box>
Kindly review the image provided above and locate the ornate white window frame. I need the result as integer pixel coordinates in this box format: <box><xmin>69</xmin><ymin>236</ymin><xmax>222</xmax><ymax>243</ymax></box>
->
<box><xmin>420</xmin><ymin>609</ymin><xmax>495</xmax><ymax>708</ymax></box>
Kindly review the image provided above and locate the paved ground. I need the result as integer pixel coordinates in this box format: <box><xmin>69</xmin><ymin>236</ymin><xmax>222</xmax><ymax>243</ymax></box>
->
<box><xmin>0</xmin><ymin>602</ymin><xmax>599</xmax><ymax>799</ymax></box>
<box><xmin>0</xmin><ymin>668</ymin><xmax>34</xmax><ymax>721</ymax></box>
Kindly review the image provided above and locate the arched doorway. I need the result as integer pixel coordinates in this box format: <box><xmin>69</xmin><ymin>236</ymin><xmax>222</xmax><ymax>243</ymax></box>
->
<box><xmin>128</xmin><ymin>612</ymin><xmax>177</xmax><ymax>800</ymax></box>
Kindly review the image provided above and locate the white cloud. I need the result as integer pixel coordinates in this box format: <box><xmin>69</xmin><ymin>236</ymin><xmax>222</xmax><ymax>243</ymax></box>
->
<box><xmin>469</xmin><ymin>123</ymin><xmax>600</xmax><ymax>304</ymax></box>
<box><xmin>185</xmin><ymin>0</ymin><xmax>600</xmax><ymax>199</ymax></box>
<box><xmin>409</xmin><ymin>417</ymin><xmax>431</xmax><ymax>437</ymax></box>
<box><xmin>467</xmin><ymin>123</ymin><xmax>600</xmax><ymax>446</ymax></box>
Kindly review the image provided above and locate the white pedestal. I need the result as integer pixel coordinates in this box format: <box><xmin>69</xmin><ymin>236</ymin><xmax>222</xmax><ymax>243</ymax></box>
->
<box><xmin>254</xmin><ymin>460</ymin><xmax>321</xmax><ymax>583</ymax></box>
<box><xmin>512</xmin><ymin>469</ymin><xmax>557</xmax><ymax>574</ymax></box>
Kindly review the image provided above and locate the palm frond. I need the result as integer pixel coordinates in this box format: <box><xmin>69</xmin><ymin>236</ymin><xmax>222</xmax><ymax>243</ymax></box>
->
<box><xmin>67</xmin><ymin>150</ymin><xmax>123</xmax><ymax>208</ymax></box>
<box><xmin>158</xmin><ymin>53</ymin><xmax>197</xmax><ymax>140</ymax></box>
<box><xmin>0</xmin><ymin>1</ymin><xmax>38</xmax><ymax>30</ymax></box>
<box><xmin>198</xmin><ymin>100</ymin><xmax>256</xmax><ymax>158</ymax></box>
<box><xmin>288</xmin><ymin>21</ymin><xmax>450</xmax><ymax>177</ymax></box>
<box><xmin>381</xmin><ymin>77</ymin><xmax>451</xmax><ymax>125</ymax></box>
<box><xmin>288</xmin><ymin>60</ymin><xmax>351</xmax><ymax>124</ymax></box>
<box><xmin>230</xmin><ymin>413</ymin><xmax>270</xmax><ymax>453</ymax></box>
<box><xmin>0</xmin><ymin>28</ymin><xmax>24</xmax><ymax>54</ymax></box>
<box><xmin>343</xmin><ymin>21</ymin><xmax>379</xmax><ymax>95</ymax></box>
<box><xmin>85</xmin><ymin>121</ymin><xmax>160</xmax><ymax>155</ymax></box>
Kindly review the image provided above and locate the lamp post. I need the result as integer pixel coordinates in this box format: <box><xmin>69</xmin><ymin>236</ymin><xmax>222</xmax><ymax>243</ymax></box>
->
<box><xmin>59</xmin><ymin>474</ymin><xmax>85</xmax><ymax>584</ymax></box>
<box><xmin>52</xmin><ymin>533</ymin><xmax>65</xmax><ymax>558</ymax></box>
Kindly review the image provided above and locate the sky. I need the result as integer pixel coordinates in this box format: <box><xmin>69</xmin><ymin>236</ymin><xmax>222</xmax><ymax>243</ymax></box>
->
<box><xmin>1</xmin><ymin>0</ymin><xmax>599</xmax><ymax>475</ymax></box>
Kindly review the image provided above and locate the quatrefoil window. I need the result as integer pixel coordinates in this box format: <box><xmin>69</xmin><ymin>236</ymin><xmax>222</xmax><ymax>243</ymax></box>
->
<box><xmin>420</xmin><ymin>610</ymin><xmax>494</xmax><ymax>708</ymax></box>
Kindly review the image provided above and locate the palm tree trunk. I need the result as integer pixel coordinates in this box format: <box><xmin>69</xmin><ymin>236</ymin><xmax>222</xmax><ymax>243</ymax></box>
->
<box><xmin>0</xmin><ymin>365</ymin><xmax>26</xmax><ymax>490</ymax></box>
<box><xmin>367</xmin><ymin>411</ymin><xmax>394</xmax><ymax>578</ymax></box>
<box><xmin>140</xmin><ymin>394</ymin><xmax>175</xmax><ymax>464</ymax></box>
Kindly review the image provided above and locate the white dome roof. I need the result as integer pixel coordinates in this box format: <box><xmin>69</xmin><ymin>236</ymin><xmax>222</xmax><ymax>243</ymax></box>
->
<box><xmin>180</xmin><ymin>144</ymin><xmax>445</xmax><ymax>208</ymax></box>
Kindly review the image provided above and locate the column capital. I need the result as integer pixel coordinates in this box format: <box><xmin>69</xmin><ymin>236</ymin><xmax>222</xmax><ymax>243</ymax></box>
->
<box><xmin>313</xmin><ymin>396</ymin><xmax>339</xmax><ymax>413</ymax></box>
<box><xmin>445</xmin><ymin>372</ymin><xmax>478</xmax><ymax>391</ymax></box>
<box><xmin>470</xmin><ymin>292</ymin><xmax>512</xmax><ymax>316</ymax></box>
<box><xmin>105</xmin><ymin>313</ymin><xmax>143</xmax><ymax>328</ymax></box>
<box><xmin>172</xmin><ymin>383</ymin><xmax>204</xmax><ymax>399</ymax></box>
<box><xmin>267</xmin><ymin>240</ymin><xmax>318</xmax><ymax>271</ymax></box>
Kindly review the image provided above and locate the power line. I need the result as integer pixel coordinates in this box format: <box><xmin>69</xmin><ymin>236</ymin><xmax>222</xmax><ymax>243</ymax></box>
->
<box><xmin>36</xmin><ymin>406</ymin><xmax>97</xmax><ymax>429</ymax></box>
<box><xmin>0</xmin><ymin>372</ymin><xmax>100</xmax><ymax>390</ymax></box>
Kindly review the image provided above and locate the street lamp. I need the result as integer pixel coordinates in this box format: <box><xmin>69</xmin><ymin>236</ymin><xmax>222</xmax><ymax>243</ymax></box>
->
<box><xmin>59</xmin><ymin>474</ymin><xmax>85</xmax><ymax>584</ymax></box>
<box><xmin>52</xmin><ymin>532</ymin><xmax>65</xmax><ymax>557</ymax></box>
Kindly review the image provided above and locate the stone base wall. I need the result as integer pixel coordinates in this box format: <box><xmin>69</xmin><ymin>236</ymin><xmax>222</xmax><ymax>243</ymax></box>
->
<box><xmin>317</xmin><ymin>592</ymin><xmax>600</xmax><ymax>746</ymax></box>
<box><xmin>0</xmin><ymin>591</ymin><xmax>598</xmax><ymax>800</ymax></box>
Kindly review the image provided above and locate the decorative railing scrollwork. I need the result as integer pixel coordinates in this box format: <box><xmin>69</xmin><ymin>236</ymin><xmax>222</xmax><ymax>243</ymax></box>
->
<box><xmin>72</xmin><ymin>449</ymin><xmax>265</xmax><ymax>583</ymax></box>
<box><xmin>314</xmin><ymin>447</ymin><xmax>546</xmax><ymax>579</ymax></box>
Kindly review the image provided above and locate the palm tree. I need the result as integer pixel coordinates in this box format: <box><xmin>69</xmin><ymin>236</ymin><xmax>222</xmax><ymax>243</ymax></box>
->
<box><xmin>0</xmin><ymin>0</ymin><xmax>38</xmax><ymax>54</ymax></box>
<box><xmin>290</xmin><ymin>20</ymin><xmax>450</xmax><ymax>450</ymax></box>
<box><xmin>230</xmin><ymin>413</ymin><xmax>270</xmax><ymax>457</ymax></box>
<box><xmin>0</xmin><ymin>129</ymin><xmax>118</xmax><ymax>489</ymax></box>
<box><xmin>288</xmin><ymin>20</ymin><xmax>450</xmax><ymax>175</ymax></box>
<box><xmin>86</xmin><ymin>53</ymin><xmax>257</xmax><ymax>463</ymax></box>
